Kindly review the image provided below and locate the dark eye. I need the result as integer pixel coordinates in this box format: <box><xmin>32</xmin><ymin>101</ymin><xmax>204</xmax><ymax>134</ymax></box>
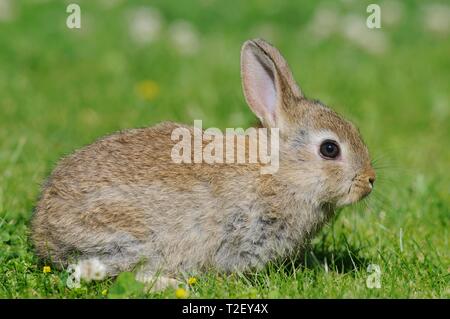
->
<box><xmin>320</xmin><ymin>140</ymin><xmax>340</xmax><ymax>159</ymax></box>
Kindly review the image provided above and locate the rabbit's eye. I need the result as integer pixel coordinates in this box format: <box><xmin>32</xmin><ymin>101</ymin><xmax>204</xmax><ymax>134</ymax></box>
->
<box><xmin>320</xmin><ymin>140</ymin><xmax>340</xmax><ymax>159</ymax></box>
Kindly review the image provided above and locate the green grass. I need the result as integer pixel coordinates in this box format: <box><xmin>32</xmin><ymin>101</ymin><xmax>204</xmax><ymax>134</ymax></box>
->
<box><xmin>0</xmin><ymin>0</ymin><xmax>448</xmax><ymax>298</ymax></box>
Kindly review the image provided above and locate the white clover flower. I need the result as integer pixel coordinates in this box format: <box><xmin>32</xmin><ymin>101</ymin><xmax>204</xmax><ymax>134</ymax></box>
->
<box><xmin>306</xmin><ymin>4</ymin><xmax>340</xmax><ymax>40</ymax></box>
<box><xmin>169</xmin><ymin>20</ymin><xmax>200</xmax><ymax>56</ymax></box>
<box><xmin>83</xmin><ymin>258</ymin><xmax>106</xmax><ymax>281</ymax></box>
<box><xmin>127</xmin><ymin>7</ymin><xmax>163</xmax><ymax>45</ymax></box>
<box><xmin>341</xmin><ymin>14</ymin><xmax>389</xmax><ymax>55</ymax></box>
<box><xmin>66</xmin><ymin>259</ymin><xmax>107</xmax><ymax>288</ymax></box>
<box><xmin>99</xmin><ymin>0</ymin><xmax>124</xmax><ymax>9</ymax></box>
<box><xmin>186</xmin><ymin>103</ymin><xmax>206</xmax><ymax>120</ymax></box>
<box><xmin>423</xmin><ymin>3</ymin><xmax>450</xmax><ymax>35</ymax></box>
<box><xmin>66</xmin><ymin>263</ymin><xmax>81</xmax><ymax>289</ymax></box>
<box><xmin>340</xmin><ymin>0</ymin><xmax>356</xmax><ymax>5</ymax></box>
<box><xmin>250</xmin><ymin>23</ymin><xmax>278</xmax><ymax>42</ymax></box>
<box><xmin>381</xmin><ymin>0</ymin><xmax>404</xmax><ymax>27</ymax></box>
<box><xmin>0</xmin><ymin>0</ymin><xmax>15</xmax><ymax>22</ymax></box>
<box><xmin>431</xmin><ymin>94</ymin><xmax>449</xmax><ymax>121</ymax></box>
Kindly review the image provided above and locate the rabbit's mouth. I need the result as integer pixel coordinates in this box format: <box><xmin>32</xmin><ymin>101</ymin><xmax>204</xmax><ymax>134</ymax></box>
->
<box><xmin>337</xmin><ymin>177</ymin><xmax>373</xmax><ymax>207</ymax></box>
<box><xmin>350</xmin><ymin>182</ymin><xmax>373</xmax><ymax>203</ymax></box>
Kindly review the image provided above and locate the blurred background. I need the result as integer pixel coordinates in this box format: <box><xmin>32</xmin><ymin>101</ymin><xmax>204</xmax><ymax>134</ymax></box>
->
<box><xmin>0</xmin><ymin>0</ymin><xmax>448</xmax><ymax>297</ymax></box>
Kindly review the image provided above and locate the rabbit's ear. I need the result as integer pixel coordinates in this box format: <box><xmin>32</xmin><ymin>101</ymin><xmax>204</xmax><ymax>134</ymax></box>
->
<box><xmin>241</xmin><ymin>39</ymin><xmax>302</xmax><ymax>128</ymax></box>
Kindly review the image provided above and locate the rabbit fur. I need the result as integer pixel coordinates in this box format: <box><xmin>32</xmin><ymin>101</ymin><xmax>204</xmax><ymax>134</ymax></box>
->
<box><xmin>31</xmin><ymin>39</ymin><xmax>375</xmax><ymax>289</ymax></box>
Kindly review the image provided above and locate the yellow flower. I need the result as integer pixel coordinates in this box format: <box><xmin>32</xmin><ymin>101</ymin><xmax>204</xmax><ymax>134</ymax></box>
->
<box><xmin>101</xmin><ymin>289</ymin><xmax>108</xmax><ymax>296</ymax></box>
<box><xmin>135</xmin><ymin>80</ymin><xmax>160</xmax><ymax>101</ymax></box>
<box><xmin>175</xmin><ymin>288</ymin><xmax>188</xmax><ymax>299</ymax></box>
<box><xmin>187</xmin><ymin>277</ymin><xmax>197</xmax><ymax>285</ymax></box>
<box><xmin>43</xmin><ymin>266</ymin><xmax>51</xmax><ymax>273</ymax></box>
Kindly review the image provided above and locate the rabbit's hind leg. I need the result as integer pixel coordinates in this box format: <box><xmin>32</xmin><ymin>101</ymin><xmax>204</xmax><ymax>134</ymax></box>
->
<box><xmin>134</xmin><ymin>260</ymin><xmax>183</xmax><ymax>292</ymax></box>
<box><xmin>135</xmin><ymin>270</ymin><xmax>182</xmax><ymax>292</ymax></box>
<box><xmin>71</xmin><ymin>256</ymin><xmax>183</xmax><ymax>292</ymax></box>
<box><xmin>69</xmin><ymin>253</ymin><xmax>142</xmax><ymax>282</ymax></box>
<box><xmin>66</xmin><ymin>239</ymin><xmax>148</xmax><ymax>283</ymax></box>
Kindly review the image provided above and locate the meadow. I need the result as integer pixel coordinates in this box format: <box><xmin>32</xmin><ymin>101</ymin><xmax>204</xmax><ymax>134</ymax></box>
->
<box><xmin>0</xmin><ymin>0</ymin><xmax>448</xmax><ymax>298</ymax></box>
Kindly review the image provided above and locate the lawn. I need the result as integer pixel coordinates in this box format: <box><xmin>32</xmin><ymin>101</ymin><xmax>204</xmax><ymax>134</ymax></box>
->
<box><xmin>0</xmin><ymin>0</ymin><xmax>448</xmax><ymax>298</ymax></box>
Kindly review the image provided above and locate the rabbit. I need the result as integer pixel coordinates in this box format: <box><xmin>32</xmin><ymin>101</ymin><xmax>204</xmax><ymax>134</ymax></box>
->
<box><xmin>31</xmin><ymin>39</ymin><xmax>375</xmax><ymax>290</ymax></box>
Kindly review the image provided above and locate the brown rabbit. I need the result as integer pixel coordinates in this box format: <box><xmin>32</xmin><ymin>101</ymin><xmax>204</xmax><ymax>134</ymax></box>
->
<box><xmin>31</xmin><ymin>39</ymin><xmax>375</xmax><ymax>290</ymax></box>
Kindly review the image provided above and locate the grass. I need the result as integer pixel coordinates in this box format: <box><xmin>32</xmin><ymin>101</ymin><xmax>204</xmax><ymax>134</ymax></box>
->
<box><xmin>0</xmin><ymin>0</ymin><xmax>448</xmax><ymax>298</ymax></box>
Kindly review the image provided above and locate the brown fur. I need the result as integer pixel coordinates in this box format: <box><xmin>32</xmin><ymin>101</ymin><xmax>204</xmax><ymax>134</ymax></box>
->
<box><xmin>31</xmin><ymin>39</ymin><xmax>375</xmax><ymax>288</ymax></box>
